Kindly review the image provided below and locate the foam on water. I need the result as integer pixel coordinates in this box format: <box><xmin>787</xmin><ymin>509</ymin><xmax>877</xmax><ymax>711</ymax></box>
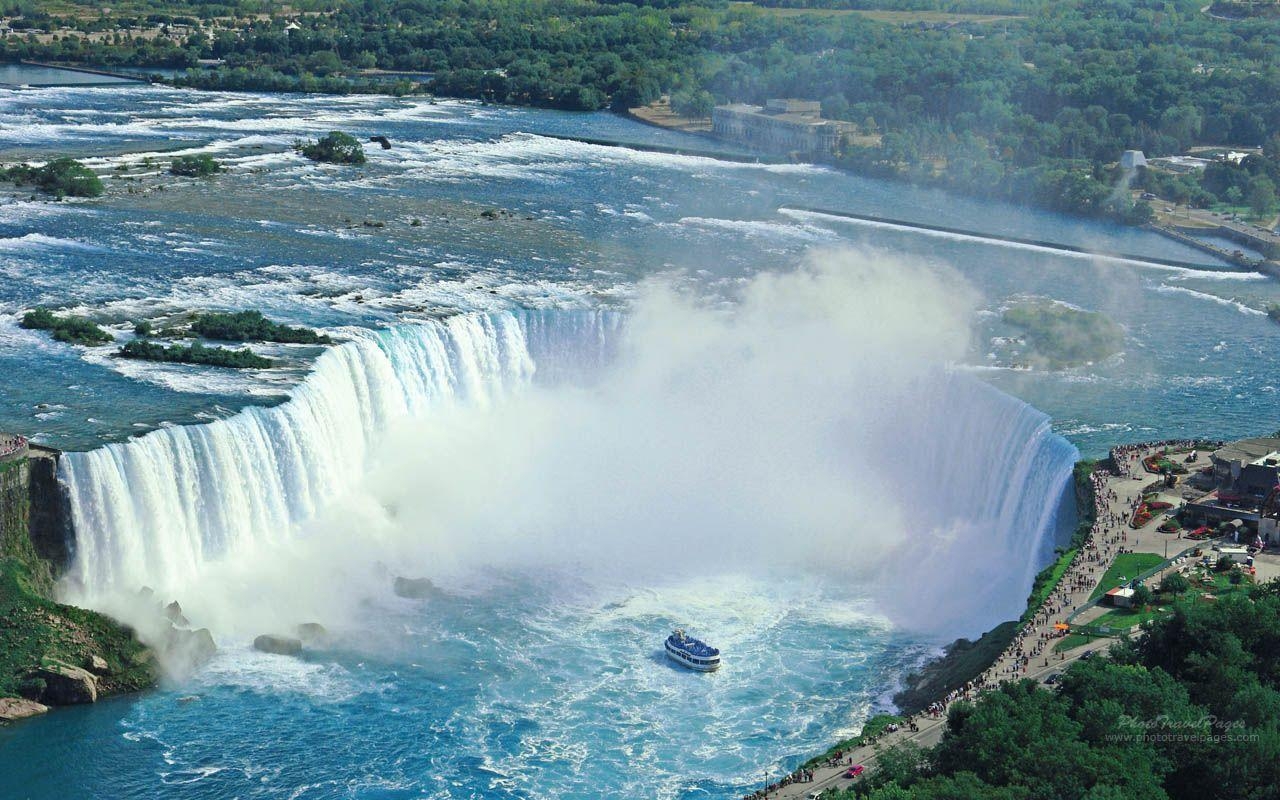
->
<box><xmin>1152</xmin><ymin>283</ymin><xmax>1266</xmax><ymax>315</ymax></box>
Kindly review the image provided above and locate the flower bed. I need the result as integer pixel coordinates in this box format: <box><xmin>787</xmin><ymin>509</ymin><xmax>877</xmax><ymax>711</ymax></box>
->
<box><xmin>1158</xmin><ymin>519</ymin><xmax>1182</xmax><ymax>534</ymax></box>
<box><xmin>1143</xmin><ymin>454</ymin><xmax>1188</xmax><ymax>475</ymax></box>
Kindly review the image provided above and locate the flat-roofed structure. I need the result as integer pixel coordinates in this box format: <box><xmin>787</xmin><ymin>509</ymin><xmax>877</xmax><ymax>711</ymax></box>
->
<box><xmin>712</xmin><ymin>99</ymin><xmax>854</xmax><ymax>157</ymax></box>
<box><xmin>1210</xmin><ymin>436</ymin><xmax>1280</xmax><ymax>494</ymax></box>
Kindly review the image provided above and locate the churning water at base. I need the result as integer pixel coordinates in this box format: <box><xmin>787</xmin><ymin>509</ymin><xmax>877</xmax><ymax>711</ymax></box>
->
<box><xmin>30</xmin><ymin>303</ymin><xmax>1080</xmax><ymax>800</ymax></box>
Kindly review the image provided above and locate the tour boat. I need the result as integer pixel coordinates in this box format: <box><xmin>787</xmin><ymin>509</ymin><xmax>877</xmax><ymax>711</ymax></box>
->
<box><xmin>665</xmin><ymin>628</ymin><xmax>721</xmax><ymax>672</ymax></box>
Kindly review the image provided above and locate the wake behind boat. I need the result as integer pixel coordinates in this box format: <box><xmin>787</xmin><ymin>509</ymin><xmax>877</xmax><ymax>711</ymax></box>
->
<box><xmin>665</xmin><ymin>628</ymin><xmax>721</xmax><ymax>672</ymax></box>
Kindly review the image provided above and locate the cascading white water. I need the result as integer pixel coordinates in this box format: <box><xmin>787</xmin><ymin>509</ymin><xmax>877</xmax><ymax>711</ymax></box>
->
<box><xmin>59</xmin><ymin>311</ymin><xmax>565</xmax><ymax>600</ymax></box>
<box><xmin>60</xmin><ymin>304</ymin><xmax>1077</xmax><ymax>634</ymax></box>
<box><xmin>870</xmin><ymin>372</ymin><xmax>1078</xmax><ymax>631</ymax></box>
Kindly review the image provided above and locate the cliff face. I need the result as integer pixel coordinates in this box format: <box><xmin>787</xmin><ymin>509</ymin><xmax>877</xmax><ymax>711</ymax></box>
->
<box><xmin>0</xmin><ymin>452</ymin><xmax>52</xmax><ymax>596</ymax></box>
<box><xmin>25</xmin><ymin>448</ymin><xmax>72</xmax><ymax>574</ymax></box>
<box><xmin>0</xmin><ymin>442</ymin><xmax>157</xmax><ymax>719</ymax></box>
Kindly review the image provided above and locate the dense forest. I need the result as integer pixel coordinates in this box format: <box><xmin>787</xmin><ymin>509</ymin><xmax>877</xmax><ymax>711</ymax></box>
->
<box><xmin>4</xmin><ymin>0</ymin><xmax>1280</xmax><ymax>219</ymax></box>
<box><xmin>830</xmin><ymin>583</ymin><xmax>1280</xmax><ymax>800</ymax></box>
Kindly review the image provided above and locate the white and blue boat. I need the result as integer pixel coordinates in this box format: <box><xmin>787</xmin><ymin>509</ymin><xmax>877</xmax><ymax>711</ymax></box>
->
<box><xmin>665</xmin><ymin>629</ymin><xmax>721</xmax><ymax>672</ymax></box>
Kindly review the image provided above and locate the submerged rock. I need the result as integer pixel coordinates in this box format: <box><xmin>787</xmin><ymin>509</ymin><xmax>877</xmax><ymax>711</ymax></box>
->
<box><xmin>253</xmin><ymin>634</ymin><xmax>302</xmax><ymax>656</ymax></box>
<box><xmin>36</xmin><ymin>661</ymin><xmax>99</xmax><ymax>705</ymax></box>
<box><xmin>393</xmin><ymin>576</ymin><xmax>441</xmax><ymax>600</ymax></box>
<box><xmin>0</xmin><ymin>697</ymin><xmax>49</xmax><ymax>721</ymax></box>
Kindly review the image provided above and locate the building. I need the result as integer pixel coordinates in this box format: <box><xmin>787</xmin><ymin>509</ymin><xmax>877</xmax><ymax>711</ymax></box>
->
<box><xmin>1182</xmin><ymin>437</ymin><xmax>1280</xmax><ymax>540</ymax></box>
<box><xmin>1146</xmin><ymin>155</ymin><xmax>1212</xmax><ymax>173</ymax></box>
<box><xmin>712</xmin><ymin>99</ymin><xmax>854</xmax><ymax>157</ymax></box>
<box><xmin>1106</xmin><ymin>587</ymin><xmax>1135</xmax><ymax>608</ymax></box>
<box><xmin>1209</xmin><ymin>437</ymin><xmax>1280</xmax><ymax>495</ymax></box>
<box><xmin>1120</xmin><ymin>150</ymin><xmax>1147</xmax><ymax>169</ymax></box>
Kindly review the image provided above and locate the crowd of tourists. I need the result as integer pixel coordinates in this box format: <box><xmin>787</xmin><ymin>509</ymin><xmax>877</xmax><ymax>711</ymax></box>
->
<box><xmin>984</xmin><ymin>450</ymin><xmax>1150</xmax><ymax>682</ymax></box>
<box><xmin>0</xmin><ymin>433</ymin><xmax>27</xmax><ymax>460</ymax></box>
<box><xmin>1109</xmin><ymin>439</ymin><xmax>1220</xmax><ymax>478</ymax></box>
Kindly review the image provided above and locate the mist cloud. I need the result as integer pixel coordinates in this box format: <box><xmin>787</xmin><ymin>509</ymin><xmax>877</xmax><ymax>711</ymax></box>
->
<box><xmin>96</xmin><ymin>249</ymin><xmax>1075</xmax><ymax>644</ymax></box>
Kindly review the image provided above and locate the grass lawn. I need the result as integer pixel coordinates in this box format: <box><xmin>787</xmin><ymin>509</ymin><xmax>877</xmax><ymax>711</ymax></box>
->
<box><xmin>1093</xmin><ymin>606</ymin><xmax>1168</xmax><ymax>629</ymax></box>
<box><xmin>1059</xmin><ymin>570</ymin><xmax>1254</xmax><ymax>652</ymax></box>
<box><xmin>1089</xmin><ymin>552</ymin><xmax>1166</xmax><ymax>601</ymax></box>
<box><xmin>1056</xmin><ymin>633</ymin><xmax>1093</xmax><ymax>652</ymax></box>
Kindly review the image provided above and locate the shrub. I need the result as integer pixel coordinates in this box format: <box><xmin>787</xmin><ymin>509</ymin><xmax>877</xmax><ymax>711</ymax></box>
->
<box><xmin>298</xmin><ymin>131</ymin><xmax>366</xmax><ymax>165</ymax></box>
<box><xmin>1161</xmin><ymin>572</ymin><xmax>1190</xmax><ymax>595</ymax></box>
<box><xmin>169</xmin><ymin>154</ymin><xmax>222</xmax><ymax>177</ymax></box>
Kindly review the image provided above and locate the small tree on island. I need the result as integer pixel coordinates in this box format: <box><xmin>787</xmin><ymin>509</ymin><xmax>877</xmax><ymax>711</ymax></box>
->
<box><xmin>170</xmin><ymin>154</ymin><xmax>222</xmax><ymax>177</ymax></box>
<box><xmin>297</xmin><ymin>132</ymin><xmax>366</xmax><ymax>165</ymax></box>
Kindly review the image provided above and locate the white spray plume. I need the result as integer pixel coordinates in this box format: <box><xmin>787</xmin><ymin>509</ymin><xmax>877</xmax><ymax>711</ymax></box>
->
<box><xmin>74</xmin><ymin>248</ymin><xmax>1076</xmax><ymax>646</ymax></box>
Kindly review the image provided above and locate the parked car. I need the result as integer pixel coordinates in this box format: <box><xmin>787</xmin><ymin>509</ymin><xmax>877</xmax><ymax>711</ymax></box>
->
<box><xmin>844</xmin><ymin>765</ymin><xmax>865</xmax><ymax>779</ymax></box>
<box><xmin>1044</xmin><ymin>673</ymin><xmax>1061</xmax><ymax>685</ymax></box>
<box><xmin>1080</xmin><ymin>651</ymin><xmax>1096</xmax><ymax>661</ymax></box>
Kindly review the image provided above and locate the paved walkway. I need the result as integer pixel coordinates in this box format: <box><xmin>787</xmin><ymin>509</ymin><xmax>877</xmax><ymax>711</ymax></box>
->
<box><xmin>762</xmin><ymin>443</ymin><xmax>1198</xmax><ymax>800</ymax></box>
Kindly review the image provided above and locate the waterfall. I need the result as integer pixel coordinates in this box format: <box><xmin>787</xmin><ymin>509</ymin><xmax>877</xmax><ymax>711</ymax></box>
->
<box><xmin>60</xmin><ymin>311</ymin><xmax>614</xmax><ymax>601</ymax></box>
<box><xmin>60</xmin><ymin>308</ymin><xmax>1076</xmax><ymax>633</ymax></box>
<box><xmin>872</xmin><ymin>372</ymin><xmax>1079</xmax><ymax>632</ymax></box>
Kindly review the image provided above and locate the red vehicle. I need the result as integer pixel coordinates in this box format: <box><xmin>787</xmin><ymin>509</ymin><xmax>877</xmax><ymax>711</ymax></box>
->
<box><xmin>844</xmin><ymin>765</ymin><xmax>865</xmax><ymax>779</ymax></box>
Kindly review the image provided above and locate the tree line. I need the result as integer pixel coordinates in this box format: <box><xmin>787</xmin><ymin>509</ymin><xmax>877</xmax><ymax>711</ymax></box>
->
<box><xmin>4</xmin><ymin>0</ymin><xmax>1280</xmax><ymax>221</ymax></box>
<box><xmin>832</xmin><ymin>582</ymin><xmax>1280</xmax><ymax>800</ymax></box>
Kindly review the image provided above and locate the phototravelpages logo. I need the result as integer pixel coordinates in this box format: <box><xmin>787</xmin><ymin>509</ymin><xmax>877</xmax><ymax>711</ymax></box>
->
<box><xmin>1105</xmin><ymin>714</ymin><xmax>1256</xmax><ymax>744</ymax></box>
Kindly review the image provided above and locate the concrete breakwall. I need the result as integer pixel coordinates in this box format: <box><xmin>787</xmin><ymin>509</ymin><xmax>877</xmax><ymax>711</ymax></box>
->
<box><xmin>1150</xmin><ymin>224</ymin><xmax>1261</xmax><ymax>268</ymax></box>
<box><xmin>784</xmin><ymin>206</ymin><xmax>1235</xmax><ymax>272</ymax></box>
<box><xmin>536</xmin><ymin>132</ymin><xmax>785</xmax><ymax>164</ymax></box>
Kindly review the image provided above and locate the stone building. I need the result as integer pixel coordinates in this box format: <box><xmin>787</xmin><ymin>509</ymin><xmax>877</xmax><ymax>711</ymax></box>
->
<box><xmin>712</xmin><ymin>99</ymin><xmax>854</xmax><ymax>157</ymax></box>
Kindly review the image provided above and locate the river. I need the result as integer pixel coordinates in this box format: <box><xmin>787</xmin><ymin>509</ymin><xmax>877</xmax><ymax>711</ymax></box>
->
<box><xmin>0</xmin><ymin>85</ymin><xmax>1276</xmax><ymax>799</ymax></box>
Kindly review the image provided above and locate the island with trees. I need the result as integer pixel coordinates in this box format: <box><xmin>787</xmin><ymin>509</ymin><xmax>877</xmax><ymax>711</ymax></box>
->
<box><xmin>297</xmin><ymin>132</ymin><xmax>366</xmax><ymax>165</ymax></box>
<box><xmin>1001</xmin><ymin>297</ymin><xmax>1126</xmax><ymax>369</ymax></box>
<box><xmin>117</xmin><ymin>339</ymin><xmax>273</xmax><ymax>369</ymax></box>
<box><xmin>1</xmin><ymin>158</ymin><xmax>104</xmax><ymax>199</ymax></box>
<box><xmin>17</xmin><ymin>305</ymin><xmax>332</xmax><ymax>368</ymax></box>
<box><xmin>18</xmin><ymin>308</ymin><xmax>113</xmax><ymax>346</ymax></box>
<box><xmin>189</xmin><ymin>310</ymin><xmax>334</xmax><ymax>345</ymax></box>
<box><xmin>169</xmin><ymin>154</ymin><xmax>222</xmax><ymax>177</ymax></box>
